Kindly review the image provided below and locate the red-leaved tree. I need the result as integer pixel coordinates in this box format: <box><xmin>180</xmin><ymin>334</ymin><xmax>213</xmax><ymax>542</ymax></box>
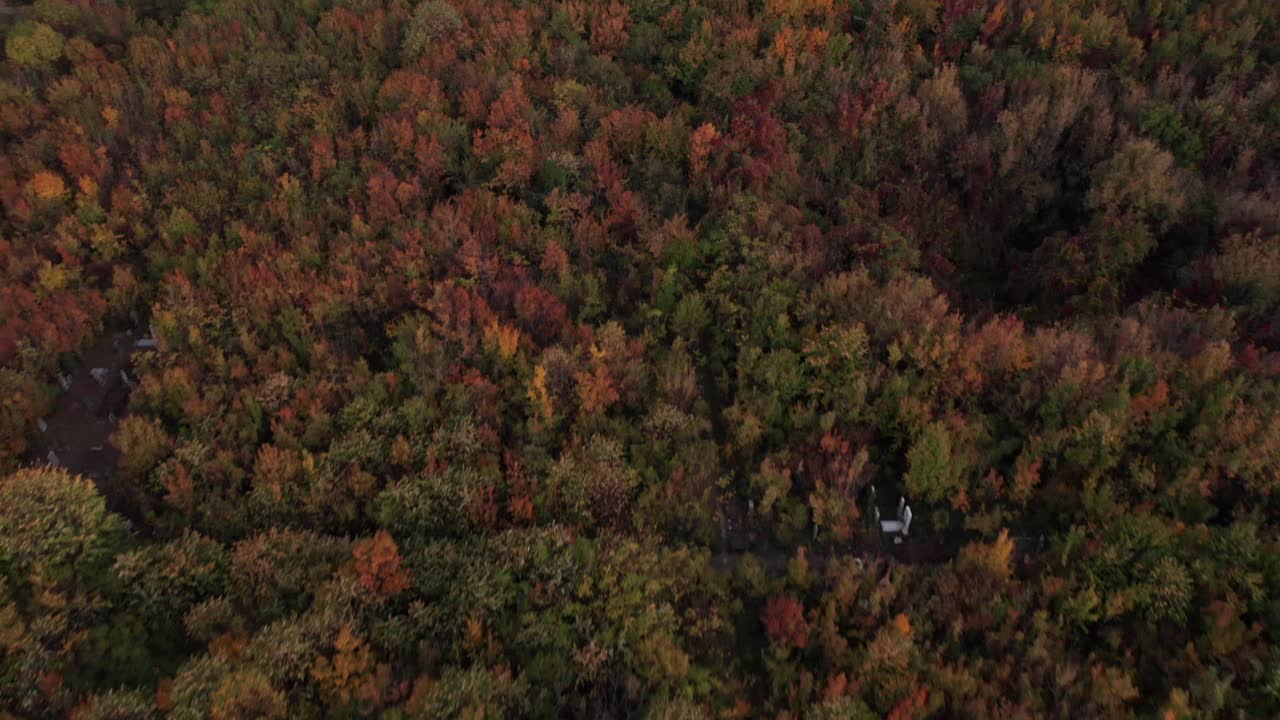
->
<box><xmin>762</xmin><ymin>595</ymin><xmax>809</xmax><ymax>650</ymax></box>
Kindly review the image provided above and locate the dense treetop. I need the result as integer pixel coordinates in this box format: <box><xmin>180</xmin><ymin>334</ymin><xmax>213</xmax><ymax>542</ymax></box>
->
<box><xmin>1</xmin><ymin>0</ymin><xmax>1278</xmax><ymax>716</ymax></box>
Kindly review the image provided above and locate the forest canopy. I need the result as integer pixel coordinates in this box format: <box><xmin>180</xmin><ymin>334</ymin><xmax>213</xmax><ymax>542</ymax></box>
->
<box><xmin>1</xmin><ymin>0</ymin><xmax>1279</xmax><ymax>717</ymax></box>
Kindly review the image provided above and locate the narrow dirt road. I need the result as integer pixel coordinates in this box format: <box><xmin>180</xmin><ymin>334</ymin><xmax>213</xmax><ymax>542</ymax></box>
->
<box><xmin>29</xmin><ymin>328</ymin><xmax>142</xmax><ymax>520</ymax></box>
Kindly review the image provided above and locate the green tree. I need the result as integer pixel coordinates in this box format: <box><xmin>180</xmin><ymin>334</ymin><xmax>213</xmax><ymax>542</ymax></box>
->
<box><xmin>402</xmin><ymin>0</ymin><xmax>463</xmax><ymax>60</ymax></box>
<box><xmin>113</xmin><ymin>416</ymin><xmax>172</xmax><ymax>481</ymax></box>
<box><xmin>68</xmin><ymin>689</ymin><xmax>156</xmax><ymax>720</ymax></box>
<box><xmin>904</xmin><ymin>422</ymin><xmax>960</xmax><ymax>504</ymax></box>
<box><xmin>0</xmin><ymin>467</ymin><xmax>122</xmax><ymax>586</ymax></box>
<box><xmin>543</xmin><ymin>435</ymin><xmax>640</xmax><ymax>530</ymax></box>
<box><xmin>5</xmin><ymin>21</ymin><xmax>65</xmax><ymax>68</ymax></box>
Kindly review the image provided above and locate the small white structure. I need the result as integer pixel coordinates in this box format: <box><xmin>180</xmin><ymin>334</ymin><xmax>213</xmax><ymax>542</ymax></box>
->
<box><xmin>90</xmin><ymin>367</ymin><xmax>109</xmax><ymax>386</ymax></box>
<box><xmin>36</xmin><ymin>418</ymin><xmax>47</xmax><ymax>433</ymax></box>
<box><xmin>58</xmin><ymin>373</ymin><xmax>72</xmax><ymax>391</ymax></box>
<box><xmin>120</xmin><ymin>369</ymin><xmax>135</xmax><ymax>388</ymax></box>
<box><xmin>46</xmin><ymin>450</ymin><xmax>60</xmax><ymax>467</ymax></box>
<box><xmin>880</xmin><ymin>496</ymin><xmax>913</xmax><ymax>544</ymax></box>
<box><xmin>135</xmin><ymin>338</ymin><xmax>157</xmax><ymax>350</ymax></box>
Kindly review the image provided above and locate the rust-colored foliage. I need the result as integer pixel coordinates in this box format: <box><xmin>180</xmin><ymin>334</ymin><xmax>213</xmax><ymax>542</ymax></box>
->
<box><xmin>465</xmin><ymin>483</ymin><xmax>500</xmax><ymax>530</ymax></box>
<box><xmin>589</xmin><ymin>2</ymin><xmax>632</xmax><ymax>56</ymax></box>
<box><xmin>575</xmin><ymin>364</ymin><xmax>619</xmax><ymax>415</ymax></box>
<box><xmin>887</xmin><ymin>686</ymin><xmax>929</xmax><ymax>720</ymax></box>
<box><xmin>352</xmin><ymin>531</ymin><xmax>411</xmax><ymax>598</ymax></box>
<box><xmin>312</xmin><ymin>625</ymin><xmax>391</xmax><ymax>709</ymax></box>
<box><xmin>689</xmin><ymin>123</ymin><xmax>720</xmax><ymax>178</ymax></box>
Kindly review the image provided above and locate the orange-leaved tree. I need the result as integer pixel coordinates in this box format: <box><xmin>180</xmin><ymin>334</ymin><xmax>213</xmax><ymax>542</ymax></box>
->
<box><xmin>351</xmin><ymin>530</ymin><xmax>411</xmax><ymax>598</ymax></box>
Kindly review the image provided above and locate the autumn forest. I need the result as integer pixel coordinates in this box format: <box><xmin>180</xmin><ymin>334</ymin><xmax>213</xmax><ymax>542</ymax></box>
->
<box><xmin>1</xmin><ymin>0</ymin><xmax>1279</xmax><ymax>717</ymax></box>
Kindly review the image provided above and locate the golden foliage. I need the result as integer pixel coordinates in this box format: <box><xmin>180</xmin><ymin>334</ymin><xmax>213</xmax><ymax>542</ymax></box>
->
<box><xmin>958</xmin><ymin>529</ymin><xmax>1016</xmax><ymax>581</ymax></box>
<box><xmin>28</xmin><ymin>171</ymin><xmax>66</xmax><ymax>201</ymax></box>
<box><xmin>528</xmin><ymin>364</ymin><xmax>554</xmax><ymax>420</ymax></box>
<box><xmin>100</xmin><ymin>106</ymin><xmax>120</xmax><ymax>129</ymax></box>
<box><xmin>485</xmin><ymin>320</ymin><xmax>520</xmax><ymax>360</ymax></box>
<box><xmin>892</xmin><ymin>612</ymin><xmax>913</xmax><ymax>638</ymax></box>
<box><xmin>312</xmin><ymin>625</ymin><xmax>389</xmax><ymax>708</ymax></box>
